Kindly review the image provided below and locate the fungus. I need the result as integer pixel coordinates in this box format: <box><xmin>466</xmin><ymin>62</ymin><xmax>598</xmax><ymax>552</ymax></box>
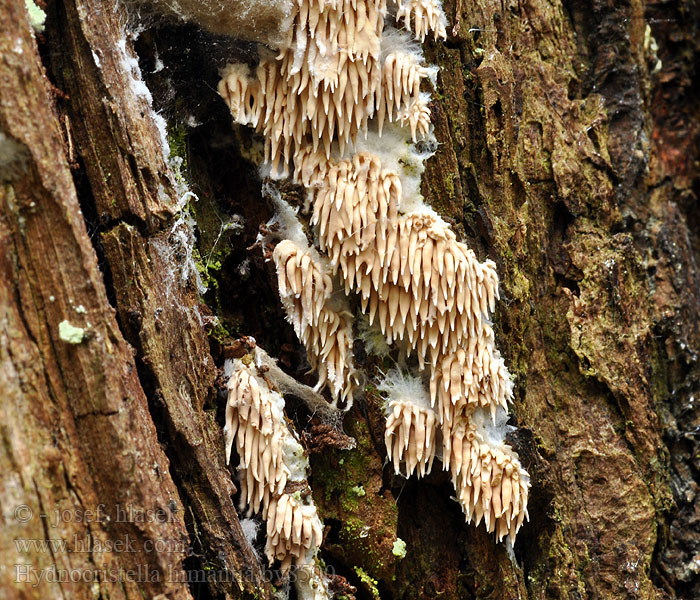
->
<box><xmin>379</xmin><ymin>369</ymin><xmax>438</xmax><ymax>478</ymax></box>
<box><xmin>217</xmin><ymin>0</ymin><xmax>438</xmax><ymax>179</ymax></box>
<box><xmin>225</xmin><ymin>356</ymin><xmax>329</xmax><ymax>594</ymax></box>
<box><xmin>445</xmin><ymin>411</ymin><xmax>530</xmax><ymax>544</ymax></box>
<box><xmin>273</xmin><ymin>239</ymin><xmax>359</xmax><ymax>407</ymax></box>
<box><xmin>220</xmin><ymin>0</ymin><xmax>530</xmax><ymax>546</ymax></box>
<box><xmin>307</xmin><ymin>154</ymin><xmax>502</xmax><ymax>373</ymax></box>
<box><xmin>395</xmin><ymin>0</ymin><xmax>448</xmax><ymax>42</ymax></box>
<box><xmin>429</xmin><ymin>337</ymin><xmax>513</xmax><ymax>424</ymax></box>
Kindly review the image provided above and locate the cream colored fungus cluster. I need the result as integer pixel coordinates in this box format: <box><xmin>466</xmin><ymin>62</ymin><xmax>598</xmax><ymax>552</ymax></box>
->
<box><xmin>396</xmin><ymin>0</ymin><xmax>447</xmax><ymax>41</ymax></box>
<box><xmin>273</xmin><ymin>240</ymin><xmax>358</xmax><ymax>406</ymax></box>
<box><xmin>225</xmin><ymin>357</ymin><xmax>329</xmax><ymax>598</ymax></box>
<box><xmin>220</xmin><ymin>0</ymin><xmax>529</xmax><ymax>547</ymax></box>
<box><xmin>218</xmin><ymin>0</ymin><xmax>443</xmax><ymax>177</ymax></box>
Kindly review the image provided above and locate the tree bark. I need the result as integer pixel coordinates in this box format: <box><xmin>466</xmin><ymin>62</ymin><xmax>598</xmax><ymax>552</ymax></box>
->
<box><xmin>1</xmin><ymin>1</ymin><xmax>698</xmax><ymax>599</ymax></box>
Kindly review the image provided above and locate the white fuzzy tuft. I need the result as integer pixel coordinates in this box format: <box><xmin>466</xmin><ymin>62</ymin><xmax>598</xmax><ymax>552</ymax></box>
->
<box><xmin>470</xmin><ymin>405</ymin><xmax>513</xmax><ymax>449</ymax></box>
<box><xmin>240</xmin><ymin>517</ymin><xmax>261</xmax><ymax>560</ymax></box>
<box><xmin>377</xmin><ymin>368</ymin><xmax>432</xmax><ymax>412</ymax></box>
<box><xmin>379</xmin><ymin>25</ymin><xmax>423</xmax><ymax>61</ymax></box>
<box><xmin>353</xmin><ymin>123</ymin><xmax>438</xmax><ymax>214</ymax></box>
<box><xmin>281</xmin><ymin>432</ymin><xmax>310</xmax><ymax>482</ymax></box>
<box><xmin>260</xmin><ymin>182</ymin><xmax>313</xmax><ymax>251</ymax></box>
<box><xmin>223</xmin><ymin>358</ymin><xmax>235</xmax><ymax>379</ymax></box>
<box><xmin>116</xmin><ymin>36</ymin><xmax>170</xmax><ymax>161</ymax></box>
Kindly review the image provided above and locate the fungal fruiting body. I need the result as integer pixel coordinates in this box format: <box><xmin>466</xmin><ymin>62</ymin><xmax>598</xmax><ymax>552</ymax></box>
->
<box><xmin>273</xmin><ymin>239</ymin><xmax>358</xmax><ymax>407</ymax></box>
<box><xmin>220</xmin><ymin>0</ymin><xmax>530</xmax><ymax>546</ymax></box>
<box><xmin>225</xmin><ymin>355</ymin><xmax>329</xmax><ymax>596</ymax></box>
<box><xmin>217</xmin><ymin>0</ymin><xmax>437</xmax><ymax>178</ymax></box>
<box><xmin>446</xmin><ymin>410</ymin><xmax>530</xmax><ymax>543</ymax></box>
<box><xmin>379</xmin><ymin>369</ymin><xmax>438</xmax><ymax>478</ymax></box>
<box><xmin>395</xmin><ymin>0</ymin><xmax>448</xmax><ymax>41</ymax></box>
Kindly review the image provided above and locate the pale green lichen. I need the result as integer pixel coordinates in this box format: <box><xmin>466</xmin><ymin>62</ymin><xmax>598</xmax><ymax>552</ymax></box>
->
<box><xmin>391</xmin><ymin>538</ymin><xmax>407</xmax><ymax>559</ymax></box>
<box><xmin>25</xmin><ymin>0</ymin><xmax>46</xmax><ymax>32</ymax></box>
<box><xmin>58</xmin><ymin>320</ymin><xmax>85</xmax><ymax>344</ymax></box>
<box><xmin>350</xmin><ymin>485</ymin><xmax>366</xmax><ymax>497</ymax></box>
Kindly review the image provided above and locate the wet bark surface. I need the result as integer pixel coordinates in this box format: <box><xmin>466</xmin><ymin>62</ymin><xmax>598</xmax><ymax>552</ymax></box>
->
<box><xmin>1</xmin><ymin>0</ymin><xmax>699</xmax><ymax>599</ymax></box>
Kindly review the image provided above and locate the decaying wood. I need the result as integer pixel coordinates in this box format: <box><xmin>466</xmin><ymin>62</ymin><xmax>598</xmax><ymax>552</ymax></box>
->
<box><xmin>1</xmin><ymin>0</ymin><xmax>268</xmax><ymax>598</ymax></box>
<box><xmin>1</xmin><ymin>0</ymin><xmax>699</xmax><ymax>599</ymax></box>
<box><xmin>0</xmin><ymin>2</ymin><xmax>191</xmax><ymax>598</ymax></box>
<box><xmin>48</xmin><ymin>0</ymin><xmax>271</xmax><ymax>597</ymax></box>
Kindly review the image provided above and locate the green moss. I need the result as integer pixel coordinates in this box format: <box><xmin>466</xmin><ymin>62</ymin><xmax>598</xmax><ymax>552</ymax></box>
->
<box><xmin>165</xmin><ymin>125</ymin><xmax>241</xmax><ymax>343</ymax></box>
<box><xmin>167</xmin><ymin>123</ymin><xmax>189</xmax><ymax>172</ymax></box>
<box><xmin>311</xmin><ymin>416</ymin><xmax>399</xmax><ymax>583</ymax></box>
<box><xmin>192</xmin><ymin>247</ymin><xmax>219</xmax><ymax>292</ymax></box>
<box><xmin>354</xmin><ymin>566</ymin><xmax>381</xmax><ymax>600</ymax></box>
<box><xmin>338</xmin><ymin>518</ymin><xmax>389</xmax><ymax>573</ymax></box>
<box><xmin>444</xmin><ymin>171</ymin><xmax>456</xmax><ymax>201</ymax></box>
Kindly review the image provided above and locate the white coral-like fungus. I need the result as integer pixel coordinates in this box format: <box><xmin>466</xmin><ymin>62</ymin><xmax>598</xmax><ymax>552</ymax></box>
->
<box><xmin>273</xmin><ymin>239</ymin><xmax>358</xmax><ymax>407</ymax></box>
<box><xmin>225</xmin><ymin>358</ymin><xmax>327</xmax><ymax>582</ymax></box>
<box><xmin>220</xmin><ymin>0</ymin><xmax>531</xmax><ymax>545</ymax></box>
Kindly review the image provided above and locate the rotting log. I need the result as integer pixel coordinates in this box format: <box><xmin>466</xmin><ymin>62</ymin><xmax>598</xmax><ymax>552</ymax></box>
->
<box><xmin>0</xmin><ymin>1</ymin><xmax>191</xmax><ymax>598</ymax></box>
<box><xmin>1</xmin><ymin>0</ymin><xmax>699</xmax><ymax>599</ymax></box>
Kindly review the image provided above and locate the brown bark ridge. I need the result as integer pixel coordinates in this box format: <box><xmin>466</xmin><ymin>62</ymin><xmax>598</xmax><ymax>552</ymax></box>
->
<box><xmin>0</xmin><ymin>1</ymin><xmax>190</xmax><ymax>598</ymax></box>
<box><xmin>1</xmin><ymin>0</ymin><xmax>267</xmax><ymax>598</ymax></box>
<box><xmin>1</xmin><ymin>0</ymin><xmax>699</xmax><ymax>599</ymax></box>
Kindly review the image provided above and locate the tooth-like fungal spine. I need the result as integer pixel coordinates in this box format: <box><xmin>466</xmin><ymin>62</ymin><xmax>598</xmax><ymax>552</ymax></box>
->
<box><xmin>220</xmin><ymin>0</ymin><xmax>530</xmax><ymax>545</ymax></box>
<box><xmin>395</xmin><ymin>0</ymin><xmax>448</xmax><ymax>42</ymax></box>
<box><xmin>272</xmin><ymin>239</ymin><xmax>358</xmax><ymax>407</ymax></box>
<box><xmin>225</xmin><ymin>357</ymin><xmax>328</xmax><ymax>596</ymax></box>
<box><xmin>379</xmin><ymin>369</ymin><xmax>438</xmax><ymax>478</ymax></box>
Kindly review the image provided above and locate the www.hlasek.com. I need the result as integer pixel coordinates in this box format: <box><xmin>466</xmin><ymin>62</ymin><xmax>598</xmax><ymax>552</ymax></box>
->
<box><xmin>14</xmin><ymin>534</ymin><xmax>190</xmax><ymax>555</ymax></box>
